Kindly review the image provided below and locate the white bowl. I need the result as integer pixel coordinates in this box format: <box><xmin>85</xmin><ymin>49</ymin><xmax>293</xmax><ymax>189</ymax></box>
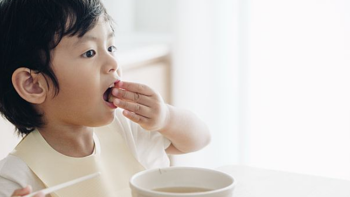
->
<box><xmin>130</xmin><ymin>167</ymin><xmax>235</xmax><ymax>197</ymax></box>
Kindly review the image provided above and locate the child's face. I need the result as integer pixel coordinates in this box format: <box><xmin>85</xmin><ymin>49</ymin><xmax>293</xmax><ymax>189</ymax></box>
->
<box><xmin>44</xmin><ymin>16</ymin><xmax>119</xmax><ymax>127</ymax></box>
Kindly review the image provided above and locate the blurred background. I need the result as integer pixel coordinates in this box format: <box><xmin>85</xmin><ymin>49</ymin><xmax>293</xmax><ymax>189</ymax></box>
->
<box><xmin>1</xmin><ymin>0</ymin><xmax>350</xmax><ymax>181</ymax></box>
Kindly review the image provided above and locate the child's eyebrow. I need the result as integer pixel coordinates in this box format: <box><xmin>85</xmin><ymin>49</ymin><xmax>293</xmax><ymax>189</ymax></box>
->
<box><xmin>73</xmin><ymin>32</ymin><xmax>114</xmax><ymax>46</ymax></box>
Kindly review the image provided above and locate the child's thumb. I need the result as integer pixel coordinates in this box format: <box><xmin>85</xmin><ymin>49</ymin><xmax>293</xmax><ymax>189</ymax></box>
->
<box><xmin>12</xmin><ymin>185</ymin><xmax>32</xmax><ymax>196</ymax></box>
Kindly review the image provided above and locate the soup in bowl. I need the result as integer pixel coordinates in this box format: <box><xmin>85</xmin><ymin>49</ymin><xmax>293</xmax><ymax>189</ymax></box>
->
<box><xmin>130</xmin><ymin>167</ymin><xmax>235</xmax><ymax>197</ymax></box>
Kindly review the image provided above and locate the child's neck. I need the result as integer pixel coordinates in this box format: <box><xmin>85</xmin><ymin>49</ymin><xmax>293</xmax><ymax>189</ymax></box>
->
<box><xmin>38</xmin><ymin>126</ymin><xmax>95</xmax><ymax>158</ymax></box>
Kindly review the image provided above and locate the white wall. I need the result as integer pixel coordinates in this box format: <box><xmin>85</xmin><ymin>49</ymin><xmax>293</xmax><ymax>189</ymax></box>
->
<box><xmin>242</xmin><ymin>0</ymin><xmax>350</xmax><ymax>180</ymax></box>
<box><xmin>170</xmin><ymin>0</ymin><xmax>239</xmax><ymax>168</ymax></box>
<box><xmin>103</xmin><ymin>0</ymin><xmax>174</xmax><ymax>34</ymax></box>
<box><xmin>134</xmin><ymin>0</ymin><xmax>174</xmax><ymax>33</ymax></box>
<box><xmin>0</xmin><ymin>118</ymin><xmax>20</xmax><ymax>159</ymax></box>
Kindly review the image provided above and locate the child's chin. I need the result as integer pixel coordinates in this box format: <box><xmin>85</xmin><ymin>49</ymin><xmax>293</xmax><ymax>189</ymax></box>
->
<box><xmin>91</xmin><ymin>116</ymin><xmax>115</xmax><ymax>127</ymax></box>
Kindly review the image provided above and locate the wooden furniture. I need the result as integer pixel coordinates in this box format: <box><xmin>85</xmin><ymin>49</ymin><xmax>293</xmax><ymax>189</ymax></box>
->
<box><xmin>118</xmin><ymin>44</ymin><xmax>171</xmax><ymax>104</ymax></box>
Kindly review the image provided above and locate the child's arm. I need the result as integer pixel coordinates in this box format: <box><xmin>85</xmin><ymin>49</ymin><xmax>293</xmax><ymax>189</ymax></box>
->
<box><xmin>110</xmin><ymin>81</ymin><xmax>211</xmax><ymax>154</ymax></box>
<box><xmin>158</xmin><ymin>104</ymin><xmax>211</xmax><ymax>154</ymax></box>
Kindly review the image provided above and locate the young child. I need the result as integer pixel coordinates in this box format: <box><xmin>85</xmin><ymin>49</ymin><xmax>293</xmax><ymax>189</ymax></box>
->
<box><xmin>0</xmin><ymin>0</ymin><xmax>211</xmax><ymax>196</ymax></box>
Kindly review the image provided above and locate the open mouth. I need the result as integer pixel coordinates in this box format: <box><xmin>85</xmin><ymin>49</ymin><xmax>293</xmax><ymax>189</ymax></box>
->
<box><xmin>103</xmin><ymin>87</ymin><xmax>112</xmax><ymax>102</ymax></box>
<box><xmin>103</xmin><ymin>80</ymin><xmax>120</xmax><ymax>103</ymax></box>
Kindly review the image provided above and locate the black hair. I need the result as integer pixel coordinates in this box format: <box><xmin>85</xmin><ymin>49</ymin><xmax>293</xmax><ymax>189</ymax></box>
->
<box><xmin>0</xmin><ymin>0</ymin><xmax>113</xmax><ymax>135</ymax></box>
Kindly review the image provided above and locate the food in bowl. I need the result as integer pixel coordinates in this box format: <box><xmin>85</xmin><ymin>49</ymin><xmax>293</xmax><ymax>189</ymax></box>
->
<box><xmin>130</xmin><ymin>167</ymin><xmax>235</xmax><ymax>197</ymax></box>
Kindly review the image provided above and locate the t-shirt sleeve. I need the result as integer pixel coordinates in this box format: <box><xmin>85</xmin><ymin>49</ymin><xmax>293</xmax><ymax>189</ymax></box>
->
<box><xmin>112</xmin><ymin>109</ymin><xmax>171</xmax><ymax>169</ymax></box>
<box><xmin>0</xmin><ymin>155</ymin><xmax>45</xmax><ymax>197</ymax></box>
<box><xmin>0</xmin><ymin>177</ymin><xmax>21</xmax><ymax>197</ymax></box>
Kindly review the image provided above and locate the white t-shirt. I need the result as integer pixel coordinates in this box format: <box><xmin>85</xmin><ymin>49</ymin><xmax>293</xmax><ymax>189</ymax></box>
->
<box><xmin>0</xmin><ymin>110</ymin><xmax>171</xmax><ymax>197</ymax></box>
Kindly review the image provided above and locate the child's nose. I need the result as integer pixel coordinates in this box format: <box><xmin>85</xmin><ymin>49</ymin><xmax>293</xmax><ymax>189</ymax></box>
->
<box><xmin>105</xmin><ymin>55</ymin><xmax>118</xmax><ymax>74</ymax></box>
<box><xmin>108</xmin><ymin>63</ymin><xmax>118</xmax><ymax>73</ymax></box>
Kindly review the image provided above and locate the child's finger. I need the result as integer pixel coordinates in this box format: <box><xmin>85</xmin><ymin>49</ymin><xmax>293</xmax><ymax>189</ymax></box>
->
<box><xmin>113</xmin><ymin>99</ymin><xmax>152</xmax><ymax>118</ymax></box>
<box><xmin>122</xmin><ymin>110</ymin><xmax>149</xmax><ymax>125</ymax></box>
<box><xmin>115</xmin><ymin>81</ymin><xmax>154</xmax><ymax>96</ymax></box>
<box><xmin>12</xmin><ymin>185</ymin><xmax>32</xmax><ymax>196</ymax></box>
<box><xmin>111</xmin><ymin>88</ymin><xmax>153</xmax><ymax>107</ymax></box>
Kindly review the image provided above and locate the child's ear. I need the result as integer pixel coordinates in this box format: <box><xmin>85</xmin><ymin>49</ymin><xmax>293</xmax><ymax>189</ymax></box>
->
<box><xmin>12</xmin><ymin>67</ymin><xmax>48</xmax><ymax>104</ymax></box>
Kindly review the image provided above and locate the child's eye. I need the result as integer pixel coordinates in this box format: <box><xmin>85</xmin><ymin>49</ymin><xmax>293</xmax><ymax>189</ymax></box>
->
<box><xmin>108</xmin><ymin>46</ymin><xmax>117</xmax><ymax>53</ymax></box>
<box><xmin>82</xmin><ymin>50</ymin><xmax>96</xmax><ymax>58</ymax></box>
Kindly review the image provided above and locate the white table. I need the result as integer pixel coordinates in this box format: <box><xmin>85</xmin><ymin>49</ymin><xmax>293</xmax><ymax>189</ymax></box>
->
<box><xmin>217</xmin><ymin>165</ymin><xmax>350</xmax><ymax>197</ymax></box>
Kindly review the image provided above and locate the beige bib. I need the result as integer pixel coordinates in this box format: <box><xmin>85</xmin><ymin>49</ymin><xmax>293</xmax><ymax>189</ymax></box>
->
<box><xmin>11</xmin><ymin>124</ymin><xmax>145</xmax><ymax>197</ymax></box>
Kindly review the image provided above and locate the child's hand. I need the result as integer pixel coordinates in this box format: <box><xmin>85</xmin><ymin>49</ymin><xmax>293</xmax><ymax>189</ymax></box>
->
<box><xmin>11</xmin><ymin>185</ymin><xmax>45</xmax><ymax>197</ymax></box>
<box><xmin>109</xmin><ymin>81</ymin><xmax>169</xmax><ymax>131</ymax></box>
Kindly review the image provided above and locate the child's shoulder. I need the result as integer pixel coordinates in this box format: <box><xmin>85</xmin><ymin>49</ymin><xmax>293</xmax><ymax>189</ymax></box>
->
<box><xmin>0</xmin><ymin>154</ymin><xmax>31</xmax><ymax>179</ymax></box>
